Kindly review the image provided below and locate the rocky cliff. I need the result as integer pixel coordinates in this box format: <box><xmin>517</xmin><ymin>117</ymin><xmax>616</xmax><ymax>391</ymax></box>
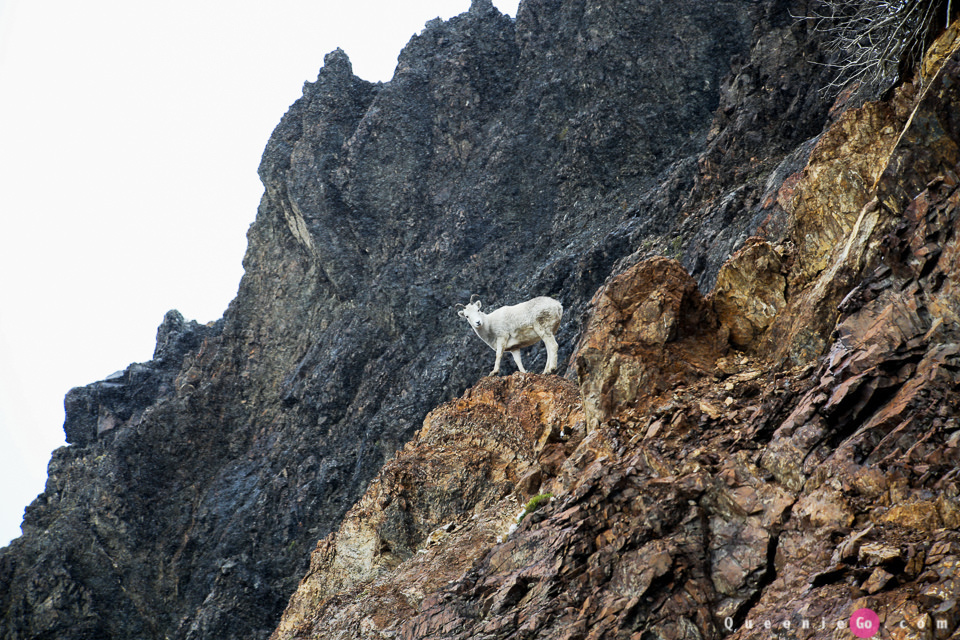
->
<box><xmin>3</xmin><ymin>0</ymin><xmax>957</xmax><ymax>639</ymax></box>
<box><xmin>269</xmin><ymin>21</ymin><xmax>960</xmax><ymax>639</ymax></box>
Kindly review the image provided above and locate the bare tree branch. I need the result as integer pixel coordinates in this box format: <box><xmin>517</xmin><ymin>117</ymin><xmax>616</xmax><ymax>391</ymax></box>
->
<box><xmin>801</xmin><ymin>0</ymin><xmax>955</xmax><ymax>100</ymax></box>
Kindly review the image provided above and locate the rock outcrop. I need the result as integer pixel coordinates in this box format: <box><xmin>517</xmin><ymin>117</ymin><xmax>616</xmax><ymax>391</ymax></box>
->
<box><xmin>711</xmin><ymin>238</ymin><xmax>786</xmax><ymax>351</ymax></box>
<box><xmin>267</xmin><ymin>21</ymin><xmax>960</xmax><ymax>640</ymax></box>
<box><xmin>575</xmin><ymin>257</ymin><xmax>726</xmax><ymax>432</ymax></box>
<box><xmin>7</xmin><ymin>1</ymin><xmax>960</xmax><ymax>640</ymax></box>
<box><xmin>62</xmin><ymin>310</ymin><xmax>221</xmax><ymax>447</ymax></box>
<box><xmin>270</xmin><ymin>374</ymin><xmax>584</xmax><ymax>640</ymax></box>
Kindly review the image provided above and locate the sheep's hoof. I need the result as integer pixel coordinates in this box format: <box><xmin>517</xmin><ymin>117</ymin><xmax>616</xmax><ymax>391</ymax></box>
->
<box><xmin>489</xmin><ymin>370</ymin><xmax>499</xmax><ymax>376</ymax></box>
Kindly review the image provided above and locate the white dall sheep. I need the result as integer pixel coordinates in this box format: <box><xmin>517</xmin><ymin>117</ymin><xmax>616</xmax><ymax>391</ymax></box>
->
<box><xmin>456</xmin><ymin>295</ymin><xmax>563</xmax><ymax>376</ymax></box>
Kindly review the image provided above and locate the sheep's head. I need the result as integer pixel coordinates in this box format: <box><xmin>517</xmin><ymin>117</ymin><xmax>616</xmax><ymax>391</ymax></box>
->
<box><xmin>456</xmin><ymin>297</ymin><xmax>483</xmax><ymax>329</ymax></box>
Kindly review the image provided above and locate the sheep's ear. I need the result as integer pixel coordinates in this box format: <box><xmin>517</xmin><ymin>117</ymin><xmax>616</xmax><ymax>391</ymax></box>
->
<box><xmin>457</xmin><ymin>309</ymin><xmax>465</xmax><ymax>317</ymax></box>
<box><xmin>476</xmin><ymin>300</ymin><xmax>482</xmax><ymax>310</ymax></box>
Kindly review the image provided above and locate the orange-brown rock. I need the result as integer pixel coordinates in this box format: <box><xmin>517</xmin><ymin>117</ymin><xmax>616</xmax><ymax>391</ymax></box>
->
<box><xmin>761</xmin><ymin>43</ymin><xmax>960</xmax><ymax>366</ymax></box>
<box><xmin>729</xmin><ymin>50</ymin><xmax>960</xmax><ymax>640</ymax></box>
<box><xmin>575</xmin><ymin>256</ymin><xmax>727</xmax><ymax>431</ymax></box>
<box><xmin>711</xmin><ymin>237</ymin><xmax>786</xmax><ymax>350</ymax></box>
<box><xmin>270</xmin><ymin>374</ymin><xmax>583</xmax><ymax>640</ymax></box>
<box><xmin>782</xmin><ymin>98</ymin><xmax>906</xmax><ymax>286</ymax></box>
<box><xmin>760</xmin><ymin>97</ymin><xmax>906</xmax><ymax>365</ymax></box>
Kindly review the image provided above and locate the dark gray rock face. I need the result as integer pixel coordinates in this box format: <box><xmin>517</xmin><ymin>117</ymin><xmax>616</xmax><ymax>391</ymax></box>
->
<box><xmin>677</xmin><ymin>0</ymin><xmax>836</xmax><ymax>288</ymax></box>
<box><xmin>62</xmin><ymin>311</ymin><xmax>220</xmax><ymax>446</ymax></box>
<box><xmin>0</xmin><ymin>1</ymin><xmax>834</xmax><ymax>639</ymax></box>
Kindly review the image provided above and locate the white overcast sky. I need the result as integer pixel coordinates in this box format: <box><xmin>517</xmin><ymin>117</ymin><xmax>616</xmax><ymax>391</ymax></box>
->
<box><xmin>0</xmin><ymin>0</ymin><xmax>519</xmax><ymax>547</ymax></box>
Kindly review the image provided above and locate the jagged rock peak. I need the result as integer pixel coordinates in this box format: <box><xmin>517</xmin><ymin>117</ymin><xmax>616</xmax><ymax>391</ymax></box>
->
<box><xmin>298</xmin><ymin>48</ymin><xmax>366</xmax><ymax>100</ymax></box>
<box><xmin>153</xmin><ymin>309</ymin><xmax>219</xmax><ymax>366</ymax></box>
<box><xmin>469</xmin><ymin>0</ymin><xmax>497</xmax><ymax>15</ymax></box>
<box><xmin>153</xmin><ymin>309</ymin><xmax>188</xmax><ymax>358</ymax></box>
<box><xmin>62</xmin><ymin>310</ymin><xmax>219</xmax><ymax>447</ymax></box>
<box><xmin>320</xmin><ymin>47</ymin><xmax>353</xmax><ymax>79</ymax></box>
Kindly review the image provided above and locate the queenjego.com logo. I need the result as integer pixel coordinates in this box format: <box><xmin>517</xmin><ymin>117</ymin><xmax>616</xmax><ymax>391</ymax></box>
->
<box><xmin>722</xmin><ymin>606</ymin><xmax>946</xmax><ymax>637</ymax></box>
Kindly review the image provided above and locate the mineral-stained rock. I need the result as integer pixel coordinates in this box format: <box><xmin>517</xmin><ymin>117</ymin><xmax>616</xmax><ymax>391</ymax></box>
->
<box><xmin>711</xmin><ymin>237</ymin><xmax>787</xmax><ymax>350</ymax></box>
<box><xmin>859</xmin><ymin>542</ymin><xmax>904</xmax><ymax>567</ymax></box>
<box><xmin>575</xmin><ymin>257</ymin><xmax>727</xmax><ymax>431</ymax></box>
<box><xmin>395</xmin><ymin>445</ymin><xmax>722</xmax><ymax>640</ymax></box>
<box><xmin>793</xmin><ymin>486</ymin><xmax>855</xmax><ymax>529</ymax></box>
<box><xmin>679</xmin><ymin>1</ymin><xmax>836</xmax><ymax>289</ymax></box>
<box><xmin>862</xmin><ymin>567</ymin><xmax>894</xmax><ymax>594</ymax></box>
<box><xmin>880</xmin><ymin>502</ymin><xmax>944</xmax><ymax>532</ymax></box>
<box><xmin>785</xmin><ymin>99</ymin><xmax>906</xmax><ymax>286</ymax></box>
<box><xmin>722</xmin><ymin>46</ymin><xmax>960</xmax><ymax>640</ymax></box>
<box><xmin>763</xmin><ymin>37</ymin><xmax>960</xmax><ymax>367</ymax></box>
<box><xmin>268</xmin><ymin>35</ymin><xmax>960</xmax><ymax>640</ymax></box>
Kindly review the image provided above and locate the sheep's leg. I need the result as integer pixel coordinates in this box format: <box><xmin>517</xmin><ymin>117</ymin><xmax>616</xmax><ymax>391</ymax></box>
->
<box><xmin>534</xmin><ymin>320</ymin><xmax>560</xmax><ymax>374</ymax></box>
<box><xmin>491</xmin><ymin>342</ymin><xmax>504</xmax><ymax>376</ymax></box>
<box><xmin>510</xmin><ymin>350</ymin><xmax>526</xmax><ymax>373</ymax></box>
<box><xmin>542</xmin><ymin>333</ymin><xmax>559</xmax><ymax>374</ymax></box>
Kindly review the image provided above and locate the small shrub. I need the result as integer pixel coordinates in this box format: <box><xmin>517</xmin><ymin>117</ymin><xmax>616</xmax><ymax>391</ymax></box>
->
<box><xmin>519</xmin><ymin>493</ymin><xmax>554</xmax><ymax>522</ymax></box>
<box><xmin>669</xmin><ymin>236</ymin><xmax>683</xmax><ymax>259</ymax></box>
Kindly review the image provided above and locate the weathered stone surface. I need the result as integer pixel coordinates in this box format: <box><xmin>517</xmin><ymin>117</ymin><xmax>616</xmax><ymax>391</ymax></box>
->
<box><xmin>793</xmin><ymin>486</ymin><xmax>855</xmax><ymax>529</ymax></box>
<box><xmin>711</xmin><ymin>237</ymin><xmax>787</xmax><ymax>350</ymax></box>
<box><xmin>575</xmin><ymin>257</ymin><xmax>727</xmax><ymax>432</ymax></box>
<box><xmin>859</xmin><ymin>542</ymin><xmax>903</xmax><ymax>567</ymax></box>
<box><xmin>62</xmin><ymin>310</ymin><xmax>219</xmax><ymax>446</ymax></box>
<box><xmin>880</xmin><ymin>502</ymin><xmax>944</xmax><ymax>532</ymax></box>
<box><xmin>726</xmin><ymin>43</ymin><xmax>960</xmax><ymax>640</ymax></box>
<box><xmin>0</xmin><ymin>1</ymin><xmax>769</xmax><ymax>637</ymax></box>
<box><xmin>786</xmin><ymin>100</ymin><xmax>905</xmax><ymax>285</ymax></box>
<box><xmin>862</xmin><ymin>567</ymin><xmax>894</xmax><ymax>594</ymax></box>
<box><xmin>679</xmin><ymin>1</ymin><xmax>837</xmax><ymax>289</ymax></box>
<box><xmin>270</xmin><ymin>374</ymin><xmax>583</xmax><ymax>640</ymax></box>
<box><xmin>762</xmin><ymin>30</ymin><xmax>960</xmax><ymax>367</ymax></box>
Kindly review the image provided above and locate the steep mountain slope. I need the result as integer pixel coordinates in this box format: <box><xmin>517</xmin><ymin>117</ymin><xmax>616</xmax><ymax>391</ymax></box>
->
<box><xmin>0</xmin><ymin>0</ymin><xmax>845</xmax><ymax>639</ymax></box>
<box><xmin>270</xmin><ymin>24</ymin><xmax>960</xmax><ymax>639</ymax></box>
